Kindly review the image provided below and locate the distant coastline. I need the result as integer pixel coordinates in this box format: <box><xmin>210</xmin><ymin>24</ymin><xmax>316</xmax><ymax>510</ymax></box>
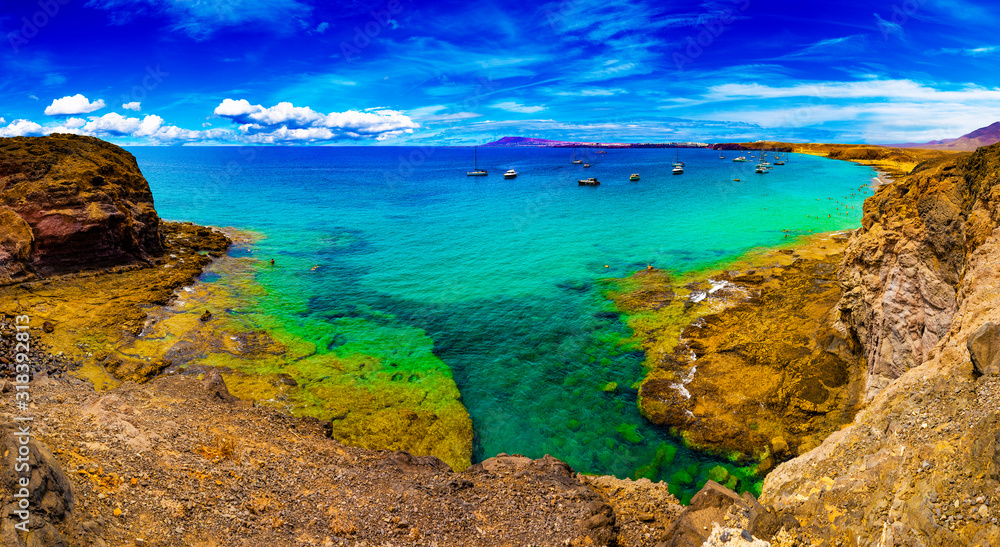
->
<box><xmin>481</xmin><ymin>136</ymin><xmax>710</xmax><ymax>148</ymax></box>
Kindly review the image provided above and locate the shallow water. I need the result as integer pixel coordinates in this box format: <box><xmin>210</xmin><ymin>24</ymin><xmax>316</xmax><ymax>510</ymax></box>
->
<box><xmin>130</xmin><ymin>145</ymin><xmax>873</xmax><ymax>501</ymax></box>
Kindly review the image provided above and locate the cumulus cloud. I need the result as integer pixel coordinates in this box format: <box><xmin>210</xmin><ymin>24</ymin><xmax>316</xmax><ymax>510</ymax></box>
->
<box><xmin>45</xmin><ymin>94</ymin><xmax>107</xmax><ymax>116</ymax></box>
<box><xmin>82</xmin><ymin>113</ymin><xmax>156</xmax><ymax>135</ymax></box>
<box><xmin>490</xmin><ymin>101</ymin><xmax>546</xmax><ymax>114</ymax></box>
<box><xmin>0</xmin><ymin>119</ymin><xmax>45</xmax><ymax>137</ymax></box>
<box><xmin>213</xmin><ymin>99</ymin><xmax>419</xmax><ymax>141</ymax></box>
<box><xmin>122</xmin><ymin>102</ymin><xmax>141</xmax><ymax>111</ymax></box>
<box><xmin>314</xmin><ymin>21</ymin><xmax>329</xmax><ymax>33</ymax></box>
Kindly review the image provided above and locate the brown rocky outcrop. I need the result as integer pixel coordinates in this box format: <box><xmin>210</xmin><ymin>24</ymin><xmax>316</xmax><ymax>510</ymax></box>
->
<box><xmin>632</xmin><ymin>236</ymin><xmax>866</xmax><ymax>461</ymax></box>
<box><xmin>837</xmin><ymin>150</ymin><xmax>982</xmax><ymax>399</ymax></box>
<box><xmin>761</xmin><ymin>143</ymin><xmax>1000</xmax><ymax>545</ymax></box>
<box><xmin>0</xmin><ymin>134</ymin><xmax>163</xmax><ymax>282</ymax></box>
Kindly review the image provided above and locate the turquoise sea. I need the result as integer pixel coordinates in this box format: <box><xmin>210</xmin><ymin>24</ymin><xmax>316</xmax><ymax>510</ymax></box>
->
<box><xmin>129</xmin><ymin>145</ymin><xmax>874</xmax><ymax>500</ymax></box>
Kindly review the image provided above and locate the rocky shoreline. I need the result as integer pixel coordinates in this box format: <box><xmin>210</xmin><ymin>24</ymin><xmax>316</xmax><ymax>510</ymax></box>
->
<box><xmin>6</xmin><ymin>134</ymin><xmax>1000</xmax><ymax>545</ymax></box>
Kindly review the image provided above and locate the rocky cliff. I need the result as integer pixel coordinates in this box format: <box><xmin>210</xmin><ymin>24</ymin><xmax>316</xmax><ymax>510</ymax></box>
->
<box><xmin>837</xmin><ymin>149</ymin><xmax>983</xmax><ymax>399</ymax></box>
<box><xmin>761</xmin><ymin>143</ymin><xmax>1000</xmax><ymax>545</ymax></box>
<box><xmin>0</xmin><ymin>134</ymin><xmax>162</xmax><ymax>283</ymax></box>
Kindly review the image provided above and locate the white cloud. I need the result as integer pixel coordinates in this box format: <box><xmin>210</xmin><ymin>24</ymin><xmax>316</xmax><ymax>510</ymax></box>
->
<box><xmin>406</xmin><ymin>105</ymin><xmax>482</xmax><ymax>123</ymax></box>
<box><xmin>490</xmin><ymin>101</ymin><xmax>546</xmax><ymax>114</ymax></box>
<box><xmin>122</xmin><ymin>101</ymin><xmax>141</xmax><ymax>111</ymax></box>
<box><xmin>315</xmin><ymin>21</ymin><xmax>329</xmax><ymax>33</ymax></box>
<box><xmin>929</xmin><ymin>45</ymin><xmax>999</xmax><ymax>57</ymax></box>
<box><xmin>45</xmin><ymin>94</ymin><xmax>107</xmax><ymax>116</ymax></box>
<box><xmin>65</xmin><ymin>117</ymin><xmax>86</xmax><ymax>128</ymax></box>
<box><xmin>213</xmin><ymin>99</ymin><xmax>419</xmax><ymax>141</ymax></box>
<box><xmin>704</xmin><ymin>80</ymin><xmax>1000</xmax><ymax>102</ymax></box>
<box><xmin>0</xmin><ymin>119</ymin><xmax>45</xmax><ymax>137</ymax></box>
<box><xmin>690</xmin><ymin>79</ymin><xmax>1000</xmax><ymax>143</ymax></box>
<box><xmin>548</xmin><ymin>88</ymin><xmax>629</xmax><ymax>97</ymax></box>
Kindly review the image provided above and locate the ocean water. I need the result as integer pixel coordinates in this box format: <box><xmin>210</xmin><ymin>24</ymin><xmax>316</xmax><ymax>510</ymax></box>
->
<box><xmin>128</xmin><ymin>145</ymin><xmax>874</xmax><ymax>500</ymax></box>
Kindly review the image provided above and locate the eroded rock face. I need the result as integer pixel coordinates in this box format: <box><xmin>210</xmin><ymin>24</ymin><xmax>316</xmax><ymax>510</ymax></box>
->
<box><xmin>837</xmin><ymin>152</ymin><xmax>986</xmax><ymax>400</ymax></box>
<box><xmin>0</xmin><ymin>134</ymin><xmax>162</xmax><ymax>282</ymax></box>
<box><xmin>762</xmin><ymin>143</ymin><xmax>1000</xmax><ymax>545</ymax></box>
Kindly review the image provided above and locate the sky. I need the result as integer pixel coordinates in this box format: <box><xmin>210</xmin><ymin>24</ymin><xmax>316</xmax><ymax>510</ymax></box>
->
<box><xmin>2</xmin><ymin>0</ymin><xmax>1000</xmax><ymax>145</ymax></box>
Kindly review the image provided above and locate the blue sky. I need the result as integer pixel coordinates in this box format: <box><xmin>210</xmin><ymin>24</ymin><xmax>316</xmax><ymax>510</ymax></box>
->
<box><xmin>2</xmin><ymin>0</ymin><xmax>1000</xmax><ymax>145</ymax></box>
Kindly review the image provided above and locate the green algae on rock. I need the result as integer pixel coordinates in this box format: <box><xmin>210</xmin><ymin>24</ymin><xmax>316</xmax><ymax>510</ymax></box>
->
<box><xmin>611</xmin><ymin>234</ymin><xmax>867</xmax><ymax>468</ymax></box>
<box><xmin>106</xmin><ymin>242</ymin><xmax>474</xmax><ymax>471</ymax></box>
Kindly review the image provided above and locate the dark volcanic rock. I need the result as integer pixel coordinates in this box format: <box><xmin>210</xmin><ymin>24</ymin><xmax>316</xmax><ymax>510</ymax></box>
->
<box><xmin>0</xmin><ymin>423</ymin><xmax>76</xmax><ymax>546</ymax></box>
<box><xmin>0</xmin><ymin>134</ymin><xmax>163</xmax><ymax>282</ymax></box>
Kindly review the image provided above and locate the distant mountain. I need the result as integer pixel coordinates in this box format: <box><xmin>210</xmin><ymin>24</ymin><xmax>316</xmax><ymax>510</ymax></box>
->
<box><xmin>890</xmin><ymin>122</ymin><xmax>1000</xmax><ymax>151</ymax></box>
<box><xmin>481</xmin><ymin>136</ymin><xmax>708</xmax><ymax>148</ymax></box>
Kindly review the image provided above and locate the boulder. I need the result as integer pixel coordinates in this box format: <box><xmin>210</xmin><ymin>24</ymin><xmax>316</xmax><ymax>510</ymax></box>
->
<box><xmin>202</xmin><ymin>369</ymin><xmax>238</xmax><ymax>404</ymax></box>
<box><xmin>0</xmin><ymin>423</ymin><xmax>75</xmax><ymax>546</ymax></box>
<box><xmin>661</xmin><ymin>480</ymin><xmax>745</xmax><ymax>547</ymax></box>
<box><xmin>968</xmin><ymin>322</ymin><xmax>1000</xmax><ymax>376</ymax></box>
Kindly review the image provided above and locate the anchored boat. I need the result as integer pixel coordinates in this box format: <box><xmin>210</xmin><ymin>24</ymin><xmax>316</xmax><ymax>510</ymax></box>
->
<box><xmin>466</xmin><ymin>147</ymin><xmax>488</xmax><ymax>176</ymax></box>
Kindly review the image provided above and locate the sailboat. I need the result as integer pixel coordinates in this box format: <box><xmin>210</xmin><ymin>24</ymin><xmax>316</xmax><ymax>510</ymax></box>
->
<box><xmin>572</xmin><ymin>145</ymin><xmax>583</xmax><ymax>164</ymax></box>
<box><xmin>467</xmin><ymin>147</ymin><xmax>488</xmax><ymax>176</ymax></box>
<box><xmin>672</xmin><ymin>146</ymin><xmax>684</xmax><ymax>174</ymax></box>
<box><xmin>755</xmin><ymin>141</ymin><xmax>770</xmax><ymax>173</ymax></box>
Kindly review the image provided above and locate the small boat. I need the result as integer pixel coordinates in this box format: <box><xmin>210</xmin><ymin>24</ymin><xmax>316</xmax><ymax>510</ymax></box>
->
<box><xmin>596</xmin><ymin>150</ymin><xmax>607</xmax><ymax>154</ymax></box>
<box><xmin>629</xmin><ymin>173</ymin><xmax>640</xmax><ymax>181</ymax></box>
<box><xmin>672</xmin><ymin>164</ymin><xmax>684</xmax><ymax>175</ymax></box>
<box><xmin>773</xmin><ymin>159</ymin><xmax>785</xmax><ymax>165</ymax></box>
<box><xmin>755</xmin><ymin>164</ymin><xmax>768</xmax><ymax>174</ymax></box>
<box><xmin>733</xmin><ymin>156</ymin><xmax>747</xmax><ymax>162</ymax></box>
<box><xmin>503</xmin><ymin>169</ymin><xmax>518</xmax><ymax>179</ymax></box>
<box><xmin>578</xmin><ymin>177</ymin><xmax>600</xmax><ymax>186</ymax></box>
<box><xmin>719</xmin><ymin>155</ymin><xmax>725</xmax><ymax>159</ymax></box>
<box><xmin>733</xmin><ymin>178</ymin><xmax>740</xmax><ymax>181</ymax></box>
<box><xmin>583</xmin><ymin>163</ymin><xmax>591</xmax><ymax>168</ymax></box>
<box><xmin>466</xmin><ymin>147</ymin><xmax>488</xmax><ymax>176</ymax></box>
<box><xmin>572</xmin><ymin>159</ymin><xmax>583</xmax><ymax>164</ymax></box>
